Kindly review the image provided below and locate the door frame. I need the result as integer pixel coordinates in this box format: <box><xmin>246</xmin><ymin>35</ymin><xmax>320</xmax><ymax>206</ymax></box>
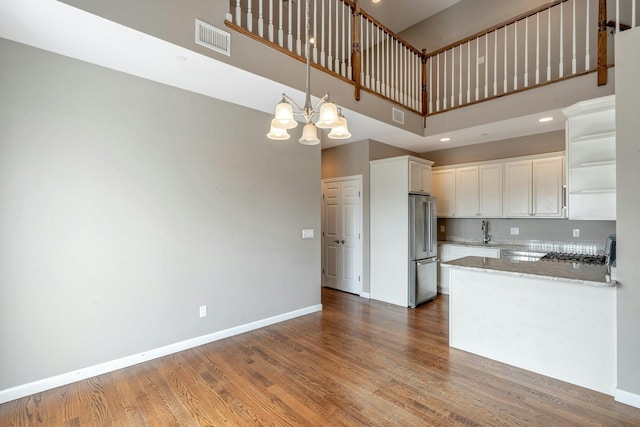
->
<box><xmin>321</xmin><ymin>175</ymin><xmax>363</xmax><ymax>296</ymax></box>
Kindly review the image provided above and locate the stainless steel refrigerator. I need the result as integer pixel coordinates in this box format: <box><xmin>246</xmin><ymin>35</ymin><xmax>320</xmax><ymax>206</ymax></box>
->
<box><xmin>408</xmin><ymin>194</ymin><xmax>438</xmax><ymax>307</ymax></box>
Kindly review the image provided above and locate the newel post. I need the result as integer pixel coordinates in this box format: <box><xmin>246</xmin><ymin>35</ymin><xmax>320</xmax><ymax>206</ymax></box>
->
<box><xmin>352</xmin><ymin>0</ymin><xmax>362</xmax><ymax>101</ymax></box>
<box><xmin>421</xmin><ymin>49</ymin><xmax>428</xmax><ymax>116</ymax></box>
<box><xmin>597</xmin><ymin>0</ymin><xmax>608</xmax><ymax>86</ymax></box>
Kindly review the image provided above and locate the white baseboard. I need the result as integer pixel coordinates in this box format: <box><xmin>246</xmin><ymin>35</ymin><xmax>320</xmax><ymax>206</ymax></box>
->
<box><xmin>360</xmin><ymin>292</ymin><xmax>371</xmax><ymax>299</ymax></box>
<box><xmin>615</xmin><ymin>388</ymin><xmax>640</xmax><ymax>409</ymax></box>
<box><xmin>0</xmin><ymin>304</ymin><xmax>322</xmax><ymax>405</ymax></box>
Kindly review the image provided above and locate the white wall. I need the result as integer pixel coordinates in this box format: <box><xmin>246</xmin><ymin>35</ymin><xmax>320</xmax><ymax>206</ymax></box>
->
<box><xmin>0</xmin><ymin>39</ymin><xmax>321</xmax><ymax>392</ymax></box>
<box><xmin>615</xmin><ymin>27</ymin><xmax>640</xmax><ymax>405</ymax></box>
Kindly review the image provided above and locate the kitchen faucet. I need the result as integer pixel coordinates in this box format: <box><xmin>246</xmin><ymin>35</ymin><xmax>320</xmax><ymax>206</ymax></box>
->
<box><xmin>481</xmin><ymin>220</ymin><xmax>491</xmax><ymax>244</ymax></box>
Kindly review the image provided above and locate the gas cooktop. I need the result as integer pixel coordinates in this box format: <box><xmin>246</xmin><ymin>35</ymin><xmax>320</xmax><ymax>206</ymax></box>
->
<box><xmin>540</xmin><ymin>252</ymin><xmax>607</xmax><ymax>266</ymax></box>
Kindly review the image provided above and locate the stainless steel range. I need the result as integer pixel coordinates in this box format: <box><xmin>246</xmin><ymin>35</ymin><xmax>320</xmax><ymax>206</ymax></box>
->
<box><xmin>540</xmin><ymin>252</ymin><xmax>607</xmax><ymax>265</ymax></box>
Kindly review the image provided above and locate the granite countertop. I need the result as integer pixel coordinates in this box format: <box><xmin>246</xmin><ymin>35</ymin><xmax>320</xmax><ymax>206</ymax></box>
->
<box><xmin>441</xmin><ymin>256</ymin><xmax>615</xmax><ymax>287</ymax></box>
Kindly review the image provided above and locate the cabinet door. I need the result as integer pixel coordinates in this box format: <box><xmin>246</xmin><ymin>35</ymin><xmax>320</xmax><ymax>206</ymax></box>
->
<box><xmin>533</xmin><ymin>157</ymin><xmax>565</xmax><ymax>217</ymax></box>
<box><xmin>478</xmin><ymin>164</ymin><xmax>503</xmax><ymax>217</ymax></box>
<box><xmin>409</xmin><ymin>161</ymin><xmax>422</xmax><ymax>193</ymax></box>
<box><xmin>455</xmin><ymin>167</ymin><xmax>479</xmax><ymax>217</ymax></box>
<box><xmin>504</xmin><ymin>160</ymin><xmax>532</xmax><ymax>217</ymax></box>
<box><xmin>432</xmin><ymin>170</ymin><xmax>456</xmax><ymax>217</ymax></box>
<box><xmin>420</xmin><ymin>164</ymin><xmax>432</xmax><ymax>194</ymax></box>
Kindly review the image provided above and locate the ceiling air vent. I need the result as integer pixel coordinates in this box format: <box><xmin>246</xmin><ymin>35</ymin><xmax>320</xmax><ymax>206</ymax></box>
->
<box><xmin>392</xmin><ymin>107</ymin><xmax>405</xmax><ymax>125</ymax></box>
<box><xmin>195</xmin><ymin>19</ymin><xmax>231</xmax><ymax>56</ymax></box>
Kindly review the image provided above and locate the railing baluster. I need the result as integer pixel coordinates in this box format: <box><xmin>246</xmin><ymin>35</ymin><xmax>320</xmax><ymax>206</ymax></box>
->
<box><xmin>347</xmin><ymin>4</ymin><xmax>352</xmax><ymax>78</ymax></box>
<box><xmin>559</xmin><ymin>1</ymin><xmax>564</xmax><ymax>78</ymax></box>
<box><xmin>633</xmin><ymin>0</ymin><xmax>637</xmax><ymax>28</ymax></box>
<box><xmin>327</xmin><ymin>0</ymin><xmax>332</xmax><ymax>69</ymax></box>
<box><xmin>467</xmin><ymin>41</ymin><xmax>471</xmax><ymax>103</ymax></box>
<box><xmin>320</xmin><ymin>0</ymin><xmax>325</xmax><ymax>66</ymax></box>
<box><xmin>475</xmin><ymin>38</ymin><xmax>479</xmax><ymax>100</ymax></box>
<box><xmin>258</xmin><ymin>0</ymin><xmax>263</xmax><ymax>37</ymax></box>
<box><xmin>287</xmin><ymin>0</ymin><xmax>293</xmax><ymax>51</ymax></box>
<box><xmin>547</xmin><ymin>7</ymin><xmax>551</xmax><ymax>81</ymax></box>
<box><xmin>572</xmin><ymin>0</ymin><xmax>576</xmax><ymax>74</ymax></box>
<box><xmin>278</xmin><ymin>0</ymin><xmax>284</xmax><ymax>47</ymax></box>
<box><xmin>247</xmin><ymin>1</ymin><xmax>253</xmax><ymax>32</ymax></box>
<box><xmin>443</xmin><ymin>50</ymin><xmax>448</xmax><ymax>109</ymax></box>
<box><xmin>376</xmin><ymin>26</ymin><xmax>381</xmax><ymax>93</ymax></box>
<box><xmin>484</xmin><ymin>35</ymin><xmax>488</xmax><ymax>97</ymax></box>
<box><xmin>585</xmin><ymin>0</ymin><xmax>590</xmax><ymax>70</ymax></box>
<box><xmin>395</xmin><ymin>40</ymin><xmax>399</xmax><ymax>101</ymax></box>
<box><xmin>341</xmin><ymin>3</ymin><xmax>346</xmax><ymax>77</ymax></box>
<box><xmin>312</xmin><ymin>0</ymin><xmax>317</xmax><ymax>62</ymax></box>
<box><xmin>296</xmin><ymin>0</ymin><xmax>302</xmax><ymax>55</ymax></box>
<box><xmin>268</xmin><ymin>0</ymin><xmax>274</xmax><ymax>42</ymax></box>
<box><xmin>334</xmin><ymin>0</ymin><xmax>340</xmax><ymax>72</ymax></box>
<box><xmin>616</xmin><ymin>0</ymin><xmax>620</xmax><ymax>33</ymax></box>
<box><xmin>524</xmin><ymin>18</ymin><xmax>529</xmax><ymax>88</ymax></box>
<box><xmin>459</xmin><ymin>43</ymin><xmax>463</xmax><ymax>104</ymax></box>
<box><xmin>493</xmin><ymin>31</ymin><xmax>498</xmax><ymax>95</ymax></box>
<box><xmin>504</xmin><ymin>26</ymin><xmax>508</xmax><ymax>92</ymax></box>
<box><xmin>436</xmin><ymin>53</ymin><xmax>440</xmax><ymax>111</ymax></box>
<box><xmin>514</xmin><ymin>21</ymin><xmax>518</xmax><ymax>91</ymax></box>
<box><xmin>235</xmin><ymin>0</ymin><xmax>241</xmax><ymax>27</ymax></box>
<box><xmin>359</xmin><ymin>14</ymin><xmax>364</xmax><ymax>87</ymax></box>
<box><xmin>451</xmin><ymin>46</ymin><xmax>455</xmax><ymax>108</ymax></box>
<box><xmin>536</xmin><ymin>13</ymin><xmax>540</xmax><ymax>84</ymax></box>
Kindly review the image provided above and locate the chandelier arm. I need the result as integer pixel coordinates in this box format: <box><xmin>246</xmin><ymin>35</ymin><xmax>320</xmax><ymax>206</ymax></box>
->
<box><xmin>282</xmin><ymin>93</ymin><xmax>305</xmax><ymax>113</ymax></box>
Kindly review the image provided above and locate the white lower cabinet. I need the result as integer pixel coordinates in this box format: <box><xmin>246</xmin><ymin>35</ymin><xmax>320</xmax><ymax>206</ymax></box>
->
<box><xmin>438</xmin><ymin>244</ymin><xmax>500</xmax><ymax>294</ymax></box>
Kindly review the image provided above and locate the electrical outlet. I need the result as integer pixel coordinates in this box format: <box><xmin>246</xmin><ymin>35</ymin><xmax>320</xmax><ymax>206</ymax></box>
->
<box><xmin>510</xmin><ymin>227</ymin><xmax>520</xmax><ymax>236</ymax></box>
<box><xmin>199</xmin><ymin>305</ymin><xmax>207</xmax><ymax>318</ymax></box>
<box><xmin>573</xmin><ymin>229</ymin><xmax>580</xmax><ymax>238</ymax></box>
<box><xmin>440</xmin><ymin>225</ymin><xmax>445</xmax><ymax>233</ymax></box>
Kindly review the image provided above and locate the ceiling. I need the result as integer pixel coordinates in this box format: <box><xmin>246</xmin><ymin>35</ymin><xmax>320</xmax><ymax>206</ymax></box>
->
<box><xmin>362</xmin><ymin>0</ymin><xmax>462</xmax><ymax>33</ymax></box>
<box><xmin>0</xmin><ymin>0</ymin><xmax>563</xmax><ymax>154</ymax></box>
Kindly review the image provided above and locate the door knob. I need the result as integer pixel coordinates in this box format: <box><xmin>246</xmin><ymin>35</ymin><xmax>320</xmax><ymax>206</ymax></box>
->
<box><xmin>340</xmin><ymin>240</ymin><xmax>345</xmax><ymax>244</ymax></box>
<box><xmin>334</xmin><ymin>240</ymin><xmax>340</xmax><ymax>243</ymax></box>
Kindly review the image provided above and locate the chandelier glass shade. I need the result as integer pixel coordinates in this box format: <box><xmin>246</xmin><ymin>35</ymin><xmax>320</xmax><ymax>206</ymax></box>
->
<box><xmin>266</xmin><ymin>0</ymin><xmax>350</xmax><ymax>145</ymax></box>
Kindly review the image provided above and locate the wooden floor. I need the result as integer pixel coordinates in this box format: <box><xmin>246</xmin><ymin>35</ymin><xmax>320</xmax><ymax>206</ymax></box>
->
<box><xmin>2</xmin><ymin>289</ymin><xmax>640</xmax><ymax>426</ymax></box>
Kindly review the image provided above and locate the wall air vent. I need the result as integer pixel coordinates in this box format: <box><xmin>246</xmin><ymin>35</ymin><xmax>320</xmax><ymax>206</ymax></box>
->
<box><xmin>195</xmin><ymin>19</ymin><xmax>231</xmax><ymax>56</ymax></box>
<box><xmin>392</xmin><ymin>107</ymin><xmax>405</xmax><ymax>125</ymax></box>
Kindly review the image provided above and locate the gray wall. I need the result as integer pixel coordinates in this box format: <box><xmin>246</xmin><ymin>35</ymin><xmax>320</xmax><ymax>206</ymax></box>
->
<box><xmin>0</xmin><ymin>39</ymin><xmax>320</xmax><ymax>390</ymax></box>
<box><xmin>321</xmin><ymin>140</ymin><xmax>416</xmax><ymax>294</ymax></box>
<box><xmin>421</xmin><ymin>131</ymin><xmax>565</xmax><ymax>166</ymax></box>
<box><xmin>615</xmin><ymin>27</ymin><xmax>640</xmax><ymax>398</ymax></box>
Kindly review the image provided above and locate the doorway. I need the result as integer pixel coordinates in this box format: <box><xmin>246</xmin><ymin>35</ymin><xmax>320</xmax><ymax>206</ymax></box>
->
<box><xmin>321</xmin><ymin>176</ymin><xmax>363</xmax><ymax>295</ymax></box>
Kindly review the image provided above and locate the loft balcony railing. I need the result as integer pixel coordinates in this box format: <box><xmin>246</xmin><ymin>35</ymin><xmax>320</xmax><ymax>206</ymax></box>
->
<box><xmin>226</xmin><ymin>0</ymin><xmax>638</xmax><ymax>118</ymax></box>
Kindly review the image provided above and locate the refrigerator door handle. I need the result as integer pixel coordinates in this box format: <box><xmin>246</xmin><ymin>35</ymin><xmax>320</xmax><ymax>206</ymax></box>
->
<box><xmin>422</xmin><ymin>201</ymin><xmax>428</xmax><ymax>253</ymax></box>
<box><xmin>426</xmin><ymin>200</ymin><xmax>432</xmax><ymax>253</ymax></box>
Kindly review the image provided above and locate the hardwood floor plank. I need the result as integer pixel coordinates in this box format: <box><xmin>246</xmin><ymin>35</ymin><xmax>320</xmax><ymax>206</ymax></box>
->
<box><xmin>2</xmin><ymin>288</ymin><xmax>640</xmax><ymax>426</ymax></box>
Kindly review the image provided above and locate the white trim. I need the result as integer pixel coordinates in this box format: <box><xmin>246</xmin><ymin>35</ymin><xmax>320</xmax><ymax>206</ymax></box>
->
<box><xmin>615</xmin><ymin>388</ymin><xmax>640</xmax><ymax>409</ymax></box>
<box><xmin>0</xmin><ymin>304</ymin><xmax>322</xmax><ymax>405</ymax></box>
<box><xmin>360</xmin><ymin>292</ymin><xmax>371</xmax><ymax>299</ymax></box>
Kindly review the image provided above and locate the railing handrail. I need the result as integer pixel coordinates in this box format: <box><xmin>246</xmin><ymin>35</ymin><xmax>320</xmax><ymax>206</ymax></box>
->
<box><xmin>425</xmin><ymin>0</ymin><xmax>569</xmax><ymax>58</ymax></box>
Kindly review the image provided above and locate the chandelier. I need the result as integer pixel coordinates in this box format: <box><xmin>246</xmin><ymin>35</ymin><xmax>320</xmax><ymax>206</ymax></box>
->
<box><xmin>266</xmin><ymin>0</ymin><xmax>351</xmax><ymax>145</ymax></box>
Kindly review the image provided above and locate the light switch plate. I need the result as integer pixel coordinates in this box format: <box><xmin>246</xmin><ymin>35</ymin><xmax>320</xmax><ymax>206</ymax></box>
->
<box><xmin>573</xmin><ymin>229</ymin><xmax>580</xmax><ymax>238</ymax></box>
<box><xmin>199</xmin><ymin>305</ymin><xmax>207</xmax><ymax>318</ymax></box>
<box><xmin>510</xmin><ymin>227</ymin><xmax>520</xmax><ymax>235</ymax></box>
<box><xmin>302</xmin><ymin>228</ymin><xmax>314</xmax><ymax>239</ymax></box>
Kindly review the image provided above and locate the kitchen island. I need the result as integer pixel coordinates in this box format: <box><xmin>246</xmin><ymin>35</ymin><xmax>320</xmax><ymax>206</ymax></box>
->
<box><xmin>443</xmin><ymin>256</ymin><xmax>616</xmax><ymax>395</ymax></box>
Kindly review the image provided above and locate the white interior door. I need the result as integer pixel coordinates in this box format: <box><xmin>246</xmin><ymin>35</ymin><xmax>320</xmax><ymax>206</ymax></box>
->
<box><xmin>322</xmin><ymin>177</ymin><xmax>362</xmax><ymax>295</ymax></box>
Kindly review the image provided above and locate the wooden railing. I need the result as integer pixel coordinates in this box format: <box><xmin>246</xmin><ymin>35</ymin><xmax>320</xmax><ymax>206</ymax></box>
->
<box><xmin>226</xmin><ymin>0</ymin><xmax>637</xmax><ymax>118</ymax></box>
<box><xmin>226</xmin><ymin>0</ymin><xmax>424</xmax><ymax>114</ymax></box>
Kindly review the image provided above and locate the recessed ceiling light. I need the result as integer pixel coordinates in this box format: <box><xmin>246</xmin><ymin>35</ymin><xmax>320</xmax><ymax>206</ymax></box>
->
<box><xmin>440</xmin><ymin>137</ymin><xmax>450</xmax><ymax>142</ymax></box>
<box><xmin>372</xmin><ymin>0</ymin><xmax>381</xmax><ymax>3</ymax></box>
<box><xmin>539</xmin><ymin>117</ymin><xmax>554</xmax><ymax>122</ymax></box>
<box><xmin>176</xmin><ymin>55</ymin><xmax>187</xmax><ymax>62</ymax></box>
<box><xmin>481</xmin><ymin>133</ymin><xmax>489</xmax><ymax>136</ymax></box>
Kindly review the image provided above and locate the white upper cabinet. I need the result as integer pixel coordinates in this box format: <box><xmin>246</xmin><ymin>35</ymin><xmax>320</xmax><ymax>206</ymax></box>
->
<box><xmin>409</xmin><ymin>160</ymin><xmax>433</xmax><ymax>194</ymax></box>
<box><xmin>478</xmin><ymin>164</ymin><xmax>503</xmax><ymax>217</ymax></box>
<box><xmin>504</xmin><ymin>157</ymin><xmax>565</xmax><ymax>218</ymax></box>
<box><xmin>434</xmin><ymin>153</ymin><xmax>563</xmax><ymax>219</ymax></box>
<box><xmin>563</xmin><ymin>96</ymin><xmax>616</xmax><ymax>220</ymax></box>
<box><xmin>432</xmin><ymin>169</ymin><xmax>456</xmax><ymax>216</ymax></box>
